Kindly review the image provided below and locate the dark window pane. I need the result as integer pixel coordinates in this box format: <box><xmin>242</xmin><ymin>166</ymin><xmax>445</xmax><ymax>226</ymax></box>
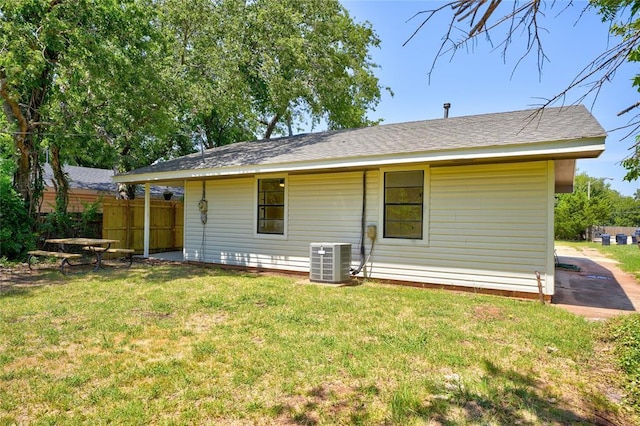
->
<box><xmin>257</xmin><ymin>178</ymin><xmax>285</xmax><ymax>235</ymax></box>
<box><xmin>384</xmin><ymin>171</ymin><xmax>424</xmax><ymax>240</ymax></box>
<box><xmin>259</xmin><ymin>206</ymin><xmax>284</xmax><ymax>220</ymax></box>
<box><xmin>264</xmin><ymin>192</ymin><xmax>284</xmax><ymax>205</ymax></box>
<box><xmin>385</xmin><ymin>170</ymin><xmax>423</xmax><ymax>187</ymax></box>
<box><xmin>385</xmin><ymin>221</ymin><xmax>422</xmax><ymax>239</ymax></box>
<box><xmin>258</xmin><ymin>219</ymin><xmax>284</xmax><ymax>234</ymax></box>
<box><xmin>385</xmin><ymin>187</ymin><xmax>423</xmax><ymax>204</ymax></box>
<box><xmin>385</xmin><ymin>205</ymin><xmax>422</xmax><ymax>221</ymax></box>
<box><xmin>259</xmin><ymin>180</ymin><xmax>282</xmax><ymax>191</ymax></box>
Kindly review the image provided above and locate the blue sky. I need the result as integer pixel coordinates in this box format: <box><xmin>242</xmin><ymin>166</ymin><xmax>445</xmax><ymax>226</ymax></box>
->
<box><xmin>341</xmin><ymin>0</ymin><xmax>639</xmax><ymax>197</ymax></box>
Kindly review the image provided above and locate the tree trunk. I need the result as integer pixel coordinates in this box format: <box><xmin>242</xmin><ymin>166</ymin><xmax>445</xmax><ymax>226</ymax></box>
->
<box><xmin>50</xmin><ymin>144</ymin><xmax>69</xmax><ymax>214</ymax></box>
<box><xmin>264</xmin><ymin>112</ymin><xmax>282</xmax><ymax>140</ymax></box>
<box><xmin>1</xmin><ymin>75</ymin><xmax>41</xmax><ymax>216</ymax></box>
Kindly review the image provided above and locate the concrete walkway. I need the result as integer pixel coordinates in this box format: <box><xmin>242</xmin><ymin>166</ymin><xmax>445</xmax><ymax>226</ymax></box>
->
<box><xmin>553</xmin><ymin>245</ymin><xmax>640</xmax><ymax>319</ymax></box>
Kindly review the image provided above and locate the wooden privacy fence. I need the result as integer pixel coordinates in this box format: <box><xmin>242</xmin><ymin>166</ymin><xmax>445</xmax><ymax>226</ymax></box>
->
<box><xmin>102</xmin><ymin>199</ymin><xmax>183</xmax><ymax>254</ymax></box>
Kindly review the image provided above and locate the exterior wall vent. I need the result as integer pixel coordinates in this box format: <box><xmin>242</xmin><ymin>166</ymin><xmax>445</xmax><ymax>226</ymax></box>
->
<box><xmin>309</xmin><ymin>243</ymin><xmax>352</xmax><ymax>284</ymax></box>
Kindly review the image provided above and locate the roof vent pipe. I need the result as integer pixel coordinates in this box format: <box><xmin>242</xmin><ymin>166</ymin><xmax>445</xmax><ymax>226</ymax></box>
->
<box><xmin>443</xmin><ymin>103</ymin><xmax>451</xmax><ymax>118</ymax></box>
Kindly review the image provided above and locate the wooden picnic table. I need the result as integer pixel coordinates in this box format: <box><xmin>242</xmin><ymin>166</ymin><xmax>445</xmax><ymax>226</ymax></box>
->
<box><xmin>28</xmin><ymin>238</ymin><xmax>132</xmax><ymax>274</ymax></box>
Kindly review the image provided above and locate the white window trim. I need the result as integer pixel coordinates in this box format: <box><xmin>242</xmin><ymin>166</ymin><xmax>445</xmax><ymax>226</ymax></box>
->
<box><xmin>378</xmin><ymin>166</ymin><xmax>430</xmax><ymax>246</ymax></box>
<box><xmin>254</xmin><ymin>174</ymin><xmax>288</xmax><ymax>240</ymax></box>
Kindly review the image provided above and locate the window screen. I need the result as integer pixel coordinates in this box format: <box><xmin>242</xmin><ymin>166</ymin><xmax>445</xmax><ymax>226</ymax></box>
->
<box><xmin>384</xmin><ymin>170</ymin><xmax>423</xmax><ymax>239</ymax></box>
<box><xmin>257</xmin><ymin>178</ymin><xmax>284</xmax><ymax>234</ymax></box>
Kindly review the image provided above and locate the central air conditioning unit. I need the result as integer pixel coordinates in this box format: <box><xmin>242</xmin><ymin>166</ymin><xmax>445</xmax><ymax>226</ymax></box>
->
<box><xmin>309</xmin><ymin>243</ymin><xmax>352</xmax><ymax>284</ymax></box>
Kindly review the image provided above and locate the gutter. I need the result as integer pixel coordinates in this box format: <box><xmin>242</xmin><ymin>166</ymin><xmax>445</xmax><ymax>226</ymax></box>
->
<box><xmin>112</xmin><ymin>139</ymin><xmax>605</xmax><ymax>184</ymax></box>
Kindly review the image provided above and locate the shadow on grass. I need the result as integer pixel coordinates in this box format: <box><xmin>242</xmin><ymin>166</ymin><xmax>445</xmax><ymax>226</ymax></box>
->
<box><xmin>0</xmin><ymin>260</ymin><xmax>266</xmax><ymax>298</ymax></box>
<box><xmin>271</xmin><ymin>360</ymin><xmax>620</xmax><ymax>425</ymax></box>
<box><xmin>395</xmin><ymin>359</ymin><xmax>614</xmax><ymax>425</ymax></box>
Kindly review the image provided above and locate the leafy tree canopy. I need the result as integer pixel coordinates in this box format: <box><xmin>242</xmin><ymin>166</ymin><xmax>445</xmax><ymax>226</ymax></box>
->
<box><xmin>555</xmin><ymin>172</ymin><xmax>640</xmax><ymax>240</ymax></box>
<box><xmin>1</xmin><ymin>0</ymin><xmax>186</xmax><ymax>212</ymax></box>
<box><xmin>2</xmin><ymin>0</ymin><xmax>387</xmax><ymax>213</ymax></box>
<box><xmin>161</xmin><ymin>0</ymin><xmax>387</xmax><ymax>147</ymax></box>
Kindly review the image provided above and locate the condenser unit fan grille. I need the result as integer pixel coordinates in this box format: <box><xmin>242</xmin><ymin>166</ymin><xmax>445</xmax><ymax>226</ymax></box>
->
<box><xmin>309</xmin><ymin>243</ymin><xmax>351</xmax><ymax>283</ymax></box>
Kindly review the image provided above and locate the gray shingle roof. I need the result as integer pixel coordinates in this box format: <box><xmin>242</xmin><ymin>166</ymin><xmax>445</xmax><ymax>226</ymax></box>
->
<box><xmin>44</xmin><ymin>163</ymin><xmax>115</xmax><ymax>192</ymax></box>
<box><xmin>43</xmin><ymin>164</ymin><xmax>183</xmax><ymax>196</ymax></box>
<box><xmin>119</xmin><ymin>105</ymin><xmax>606</xmax><ymax>177</ymax></box>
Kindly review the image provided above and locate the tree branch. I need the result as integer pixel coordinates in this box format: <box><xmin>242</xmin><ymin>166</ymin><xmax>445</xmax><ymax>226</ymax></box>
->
<box><xmin>0</xmin><ymin>75</ymin><xmax>29</xmax><ymax>137</ymax></box>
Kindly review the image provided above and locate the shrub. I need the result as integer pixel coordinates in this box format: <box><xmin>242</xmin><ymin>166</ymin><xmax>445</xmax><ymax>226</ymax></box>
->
<box><xmin>37</xmin><ymin>200</ymin><xmax>102</xmax><ymax>243</ymax></box>
<box><xmin>604</xmin><ymin>314</ymin><xmax>640</xmax><ymax>414</ymax></box>
<box><xmin>0</xmin><ymin>159</ymin><xmax>35</xmax><ymax>260</ymax></box>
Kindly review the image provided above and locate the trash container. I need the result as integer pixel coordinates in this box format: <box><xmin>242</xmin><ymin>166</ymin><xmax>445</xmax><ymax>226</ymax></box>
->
<box><xmin>616</xmin><ymin>233</ymin><xmax>627</xmax><ymax>245</ymax></box>
<box><xmin>601</xmin><ymin>234</ymin><xmax>610</xmax><ymax>246</ymax></box>
<box><xmin>632</xmin><ymin>235</ymin><xmax>638</xmax><ymax>244</ymax></box>
<box><xmin>635</xmin><ymin>229</ymin><xmax>640</xmax><ymax>236</ymax></box>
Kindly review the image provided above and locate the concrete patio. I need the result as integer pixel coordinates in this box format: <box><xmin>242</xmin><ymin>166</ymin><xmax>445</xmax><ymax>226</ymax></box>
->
<box><xmin>553</xmin><ymin>245</ymin><xmax>640</xmax><ymax>319</ymax></box>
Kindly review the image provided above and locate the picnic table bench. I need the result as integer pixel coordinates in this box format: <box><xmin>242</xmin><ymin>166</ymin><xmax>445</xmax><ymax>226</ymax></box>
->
<box><xmin>28</xmin><ymin>238</ymin><xmax>132</xmax><ymax>274</ymax></box>
<box><xmin>27</xmin><ymin>250</ymin><xmax>83</xmax><ymax>274</ymax></box>
<box><xmin>82</xmin><ymin>246</ymin><xmax>135</xmax><ymax>267</ymax></box>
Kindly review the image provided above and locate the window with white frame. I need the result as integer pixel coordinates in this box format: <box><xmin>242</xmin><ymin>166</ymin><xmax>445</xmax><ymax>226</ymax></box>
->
<box><xmin>257</xmin><ymin>178</ymin><xmax>285</xmax><ymax>234</ymax></box>
<box><xmin>384</xmin><ymin>170</ymin><xmax>424</xmax><ymax>239</ymax></box>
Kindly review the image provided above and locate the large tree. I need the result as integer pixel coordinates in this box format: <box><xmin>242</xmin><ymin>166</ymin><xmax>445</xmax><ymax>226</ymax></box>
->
<box><xmin>0</xmin><ymin>0</ymin><xmax>183</xmax><ymax>213</ymax></box>
<box><xmin>161</xmin><ymin>0</ymin><xmax>387</xmax><ymax>147</ymax></box>
<box><xmin>2</xmin><ymin>0</ymin><xmax>387</xmax><ymax>214</ymax></box>
<box><xmin>405</xmin><ymin>0</ymin><xmax>640</xmax><ymax>181</ymax></box>
<box><xmin>555</xmin><ymin>172</ymin><xmax>640</xmax><ymax>239</ymax></box>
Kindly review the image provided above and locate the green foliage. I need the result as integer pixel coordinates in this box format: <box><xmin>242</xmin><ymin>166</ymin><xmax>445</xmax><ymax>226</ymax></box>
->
<box><xmin>162</xmin><ymin>0</ymin><xmax>386</xmax><ymax>144</ymax></box>
<box><xmin>37</xmin><ymin>200</ymin><xmax>102</xmax><ymax>243</ymax></box>
<box><xmin>603</xmin><ymin>314</ymin><xmax>640</xmax><ymax>414</ymax></box>
<box><xmin>610</xmin><ymin>194</ymin><xmax>640</xmax><ymax>226</ymax></box>
<box><xmin>555</xmin><ymin>173</ymin><xmax>612</xmax><ymax>239</ymax></box>
<box><xmin>1</xmin><ymin>0</ymin><xmax>186</xmax><ymax>215</ymax></box>
<box><xmin>622</xmin><ymin>145</ymin><xmax>640</xmax><ymax>182</ymax></box>
<box><xmin>2</xmin><ymin>0</ymin><xmax>385</xmax><ymax>215</ymax></box>
<box><xmin>591</xmin><ymin>0</ymin><xmax>640</xmax><ymax>180</ymax></box>
<box><xmin>0</xmin><ymin>159</ymin><xmax>34</xmax><ymax>260</ymax></box>
<box><xmin>555</xmin><ymin>172</ymin><xmax>640</xmax><ymax>239</ymax></box>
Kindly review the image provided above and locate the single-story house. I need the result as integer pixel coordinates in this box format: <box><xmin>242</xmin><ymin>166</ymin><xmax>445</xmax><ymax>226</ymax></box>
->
<box><xmin>41</xmin><ymin>163</ymin><xmax>183</xmax><ymax>213</ymax></box>
<box><xmin>113</xmin><ymin>105</ymin><xmax>606</xmax><ymax>299</ymax></box>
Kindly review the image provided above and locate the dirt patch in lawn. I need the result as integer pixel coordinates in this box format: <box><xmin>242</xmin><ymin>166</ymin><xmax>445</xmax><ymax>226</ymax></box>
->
<box><xmin>0</xmin><ymin>263</ymin><xmax>60</xmax><ymax>290</ymax></box>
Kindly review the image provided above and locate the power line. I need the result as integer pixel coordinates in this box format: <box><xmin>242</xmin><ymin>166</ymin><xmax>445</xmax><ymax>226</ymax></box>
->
<box><xmin>0</xmin><ymin>130</ymin><xmax>197</xmax><ymax>138</ymax></box>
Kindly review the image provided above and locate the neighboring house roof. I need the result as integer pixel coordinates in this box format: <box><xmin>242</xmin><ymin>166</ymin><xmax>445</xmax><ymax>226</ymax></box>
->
<box><xmin>43</xmin><ymin>163</ymin><xmax>183</xmax><ymax>197</ymax></box>
<box><xmin>114</xmin><ymin>105</ymin><xmax>606</xmax><ymax>184</ymax></box>
<box><xmin>44</xmin><ymin>163</ymin><xmax>116</xmax><ymax>192</ymax></box>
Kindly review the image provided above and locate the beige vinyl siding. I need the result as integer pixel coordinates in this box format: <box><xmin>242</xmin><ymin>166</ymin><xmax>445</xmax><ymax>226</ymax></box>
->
<box><xmin>184</xmin><ymin>178</ymin><xmax>254</xmax><ymax>264</ymax></box>
<box><xmin>184</xmin><ymin>172</ymin><xmax>365</xmax><ymax>271</ymax></box>
<box><xmin>368</xmin><ymin>161</ymin><xmax>553</xmax><ymax>294</ymax></box>
<box><xmin>183</xmin><ymin>161</ymin><xmax>553</xmax><ymax>295</ymax></box>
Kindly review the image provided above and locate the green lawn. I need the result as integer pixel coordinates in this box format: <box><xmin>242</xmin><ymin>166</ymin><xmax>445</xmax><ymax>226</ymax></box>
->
<box><xmin>0</xmin><ymin>264</ymin><xmax>636</xmax><ymax>425</ymax></box>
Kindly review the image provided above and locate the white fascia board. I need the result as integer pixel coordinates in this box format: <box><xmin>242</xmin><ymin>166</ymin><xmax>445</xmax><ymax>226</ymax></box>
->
<box><xmin>112</xmin><ymin>138</ymin><xmax>605</xmax><ymax>184</ymax></box>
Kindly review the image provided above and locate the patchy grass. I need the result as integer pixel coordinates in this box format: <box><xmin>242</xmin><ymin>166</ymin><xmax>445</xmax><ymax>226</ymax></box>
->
<box><xmin>0</xmin><ymin>264</ymin><xmax>636</xmax><ymax>424</ymax></box>
<box><xmin>603</xmin><ymin>314</ymin><xmax>640</xmax><ymax>416</ymax></box>
<box><xmin>558</xmin><ymin>240</ymin><xmax>640</xmax><ymax>417</ymax></box>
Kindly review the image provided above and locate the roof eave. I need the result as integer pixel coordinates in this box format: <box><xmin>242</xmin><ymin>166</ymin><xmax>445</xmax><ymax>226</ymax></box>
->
<box><xmin>112</xmin><ymin>137</ymin><xmax>605</xmax><ymax>184</ymax></box>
